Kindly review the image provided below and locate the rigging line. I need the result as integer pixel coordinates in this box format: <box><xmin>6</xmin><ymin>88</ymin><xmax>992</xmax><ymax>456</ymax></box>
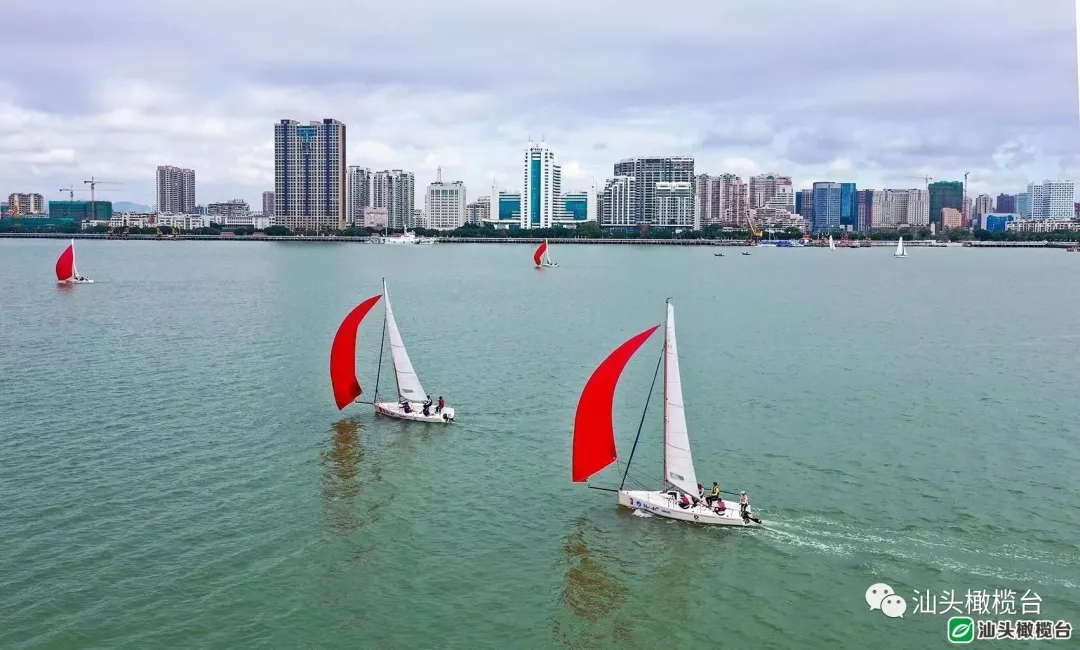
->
<box><xmin>619</xmin><ymin>336</ymin><xmax>665</xmax><ymax>491</ymax></box>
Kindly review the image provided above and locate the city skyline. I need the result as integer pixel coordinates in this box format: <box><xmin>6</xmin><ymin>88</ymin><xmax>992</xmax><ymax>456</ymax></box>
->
<box><xmin>1</xmin><ymin>1</ymin><xmax>1078</xmax><ymax>206</ymax></box>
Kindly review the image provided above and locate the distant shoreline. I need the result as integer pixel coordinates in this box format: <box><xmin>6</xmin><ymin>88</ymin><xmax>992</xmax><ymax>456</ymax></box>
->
<box><xmin>0</xmin><ymin>232</ymin><xmax>1073</xmax><ymax>248</ymax></box>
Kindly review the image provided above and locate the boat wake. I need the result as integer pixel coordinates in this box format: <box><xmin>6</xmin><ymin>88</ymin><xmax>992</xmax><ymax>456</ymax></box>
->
<box><xmin>630</xmin><ymin>509</ymin><xmax>654</xmax><ymax>518</ymax></box>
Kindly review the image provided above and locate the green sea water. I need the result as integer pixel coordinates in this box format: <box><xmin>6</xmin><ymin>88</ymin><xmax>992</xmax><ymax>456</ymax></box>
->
<box><xmin>1</xmin><ymin>239</ymin><xmax>1078</xmax><ymax>649</ymax></box>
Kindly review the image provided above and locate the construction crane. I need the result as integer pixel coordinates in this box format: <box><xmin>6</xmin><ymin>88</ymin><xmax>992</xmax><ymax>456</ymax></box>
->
<box><xmin>744</xmin><ymin>212</ymin><xmax>763</xmax><ymax>245</ymax></box>
<box><xmin>83</xmin><ymin>177</ymin><xmax>124</xmax><ymax>221</ymax></box>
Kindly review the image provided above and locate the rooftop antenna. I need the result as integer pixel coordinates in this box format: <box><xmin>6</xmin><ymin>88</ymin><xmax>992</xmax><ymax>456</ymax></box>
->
<box><xmin>436</xmin><ymin>166</ymin><xmax>442</xmax><ymax>183</ymax></box>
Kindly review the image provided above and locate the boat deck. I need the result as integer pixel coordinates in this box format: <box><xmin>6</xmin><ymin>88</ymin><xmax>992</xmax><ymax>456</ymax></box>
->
<box><xmin>373</xmin><ymin>400</ymin><xmax>455</xmax><ymax>423</ymax></box>
<box><xmin>619</xmin><ymin>489</ymin><xmax>759</xmax><ymax>526</ymax></box>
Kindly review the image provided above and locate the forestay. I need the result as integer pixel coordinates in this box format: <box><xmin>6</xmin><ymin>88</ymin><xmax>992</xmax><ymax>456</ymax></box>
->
<box><xmin>383</xmin><ymin>280</ymin><xmax>427</xmax><ymax>402</ymax></box>
<box><xmin>662</xmin><ymin>302</ymin><xmax>699</xmax><ymax>496</ymax></box>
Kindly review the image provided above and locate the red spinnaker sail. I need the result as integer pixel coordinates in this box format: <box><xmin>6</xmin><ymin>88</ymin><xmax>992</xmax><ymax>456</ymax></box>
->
<box><xmin>533</xmin><ymin>240</ymin><xmax>547</xmax><ymax>266</ymax></box>
<box><xmin>572</xmin><ymin>324</ymin><xmax>660</xmax><ymax>482</ymax></box>
<box><xmin>55</xmin><ymin>244</ymin><xmax>74</xmax><ymax>281</ymax></box>
<box><xmin>330</xmin><ymin>294</ymin><xmax>382</xmax><ymax>410</ymax></box>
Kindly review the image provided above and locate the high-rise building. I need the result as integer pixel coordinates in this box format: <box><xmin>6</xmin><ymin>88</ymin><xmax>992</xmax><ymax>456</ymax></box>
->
<box><xmin>262</xmin><ymin>191</ymin><xmax>275</xmax><ymax>218</ymax></box>
<box><xmin>1017</xmin><ymin>192</ymin><xmax>1031</xmax><ymax>217</ymax></box>
<box><xmin>6</xmin><ymin>193</ymin><xmax>45</xmax><ymax>215</ymax></box>
<box><xmin>48</xmin><ymin>200</ymin><xmax>111</xmax><ymax>224</ymax></box>
<box><xmin>274</xmin><ymin>118</ymin><xmax>347</xmax><ymax>231</ymax></box>
<box><xmin>811</xmin><ymin>182</ymin><xmax>841</xmax><ymax>233</ymax></box>
<box><xmin>653</xmin><ymin>182</ymin><xmax>694</xmax><ymax>227</ymax></box>
<box><xmin>465</xmin><ymin>197</ymin><xmax>490</xmax><ymax>224</ymax></box>
<box><xmin>155</xmin><ymin>166</ymin><xmax>196</xmax><ymax>214</ymax></box>
<box><xmin>601</xmin><ymin>176</ymin><xmax>636</xmax><ymax>228</ymax></box>
<box><xmin>928</xmin><ymin>181</ymin><xmax>963</xmax><ymax>229</ymax></box>
<box><xmin>796</xmin><ymin>189</ymin><xmax>814</xmax><ymax>224</ymax></box>
<box><xmin>879</xmin><ymin>189</ymin><xmax>909</xmax><ymax>229</ymax></box>
<box><xmin>693</xmin><ymin>173</ymin><xmax>746</xmax><ymax>227</ymax></box>
<box><xmin>855</xmin><ymin>190</ymin><xmax>882</xmax><ymax>230</ymax></box>
<box><xmin>1027</xmin><ymin>180</ymin><xmax>1075</xmax><ymax>218</ymax></box>
<box><xmin>905</xmin><ymin>189</ymin><xmax>930</xmax><ymax>226</ymax></box>
<box><xmin>522</xmin><ymin>141</ymin><xmax>561</xmax><ymax>229</ymax></box>
<box><xmin>425</xmin><ymin>168</ymin><xmax>466</xmax><ymax>231</ymax></box>
<box><xmin>748</xmin><ymin>174</ymin><xmax>793</xmax><ymax>210</ymax></box>
<box><xmin>613</xmin><ymin>156</ymin><xmax>694</xmax><ymax>225</ymax></box>
<box><xmin>372</xmin><ymin>169</ymin><xmax>416</xmax><ymax>229</ymax></box>
<box><xmin>962</xmin><ymin>196</ymin><xmax>973</xmax><ymax>225</ymax></box>
<box><xmin>840</xmin><ymin>183</ymin><xmax>856</xmax><ymax>229</ymax></box>
<box><xmin>346</xmin><ymin>166</ymin><xmax>371</xmax><ymax>225</ymax></box>
<box><xmin>413</xmin><ymin>209</ymin><xmax>425</xmax><ymax>229</ymax></box>
<box><xmin>974</xmin><ymin>194</ymin><xmax>994</xmax><ymax>221</ymax></box>
<box><xmin>996</xmin><ymin>193</ymin><xmax>1016</xmax><ymax>213</ymax></box>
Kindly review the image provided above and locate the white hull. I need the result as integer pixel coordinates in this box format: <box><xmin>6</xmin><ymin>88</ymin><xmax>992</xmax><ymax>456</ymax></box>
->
<box><xmin>373</xmin><ymin>400</ymin><xmax>455</xmax><ymax>423</ymax></box>
<box><xmin>59</xmin><ymin>279</ymin><xmax>94</xmax><ymax>284</ymax></box>
<box><xmin>619</xmin><ymin>490</ymin><xmax>761</xmax><ymax>527</ymax></box>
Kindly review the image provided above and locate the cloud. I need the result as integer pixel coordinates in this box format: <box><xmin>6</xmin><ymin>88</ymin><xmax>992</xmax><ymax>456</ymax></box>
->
<box><xmin>0</xmin><ymin>0</ymin><xmax>1077</xmax><ymax>207</ymax></box>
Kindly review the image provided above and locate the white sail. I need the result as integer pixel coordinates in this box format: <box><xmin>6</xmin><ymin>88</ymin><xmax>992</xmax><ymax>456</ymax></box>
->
<box><xmin>895</xmin><ymin>237</ymin><xmax>905</xmax><ymax>256</ymax></box>
<box><xmin>662</xmin><ymin>302</ymin><xmax>699</xmax><ymax>496</ymax></box>
<box><xmin>71</xmin><ymin>240</ymin><xmax>79</xmax><ymax>277</ymax></box>
<box><xmin>382</xmin><ymin>280</ymin><xmax>427</xmax><ymax>402</ymax></box>
<box><xmin>544</xmin><ymin>239</ymin><xmax>554</xmax><ymax>265</ymax></box>
<box><xmin>829</xmin><ymin>235</ymin><xmax>836</xmax><ymax>250</ymax></box>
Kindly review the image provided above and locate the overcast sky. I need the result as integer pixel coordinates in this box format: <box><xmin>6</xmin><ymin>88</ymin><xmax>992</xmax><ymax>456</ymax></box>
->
<box><xmin>2</xmin><ymin>0</ymin><xmax>1077</xmax><ymax>208</ymax></box>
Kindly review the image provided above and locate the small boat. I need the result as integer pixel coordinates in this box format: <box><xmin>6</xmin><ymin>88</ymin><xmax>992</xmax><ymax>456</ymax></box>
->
<box><xmin>329</xmin><ymin>279</ymin><xmax>455</xmax><ymax>423</ymax></box>
<box><xmin>741</xmin><ymin>251</ymin><xmax>751</xmax><ymax>256</ymax></box>
<box><xmin>572</xmin><ymin>299</ymin><xmax>761</xmax><ymax>527</ymax></box>
<box><xmin>829</xmin><ymin>235</ymin><xmax>837</xmax><ymax>251</ymax></box>
<box><xmin>56</xmin><ymin>239</ymin><xmax>93</xmax><ymax>283</ymax></box>
<box><xmin>894</xmin><ymin>237</ymin><xmax>908</xmax><ymax>258</ymax></box>
<box><xmin>714</xmin><ymin>252</ymin><xmax>724</xmax><ymax>257</ymax></box>
<box><xmin>534</xmin><ymin>239</ymin><xmax>558</xmax><ymax>267</ymax></box>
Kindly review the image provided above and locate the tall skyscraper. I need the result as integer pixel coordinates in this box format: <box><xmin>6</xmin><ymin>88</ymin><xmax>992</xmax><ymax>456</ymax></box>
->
<box><xmin>692</xmin><ymin>173</ymin><xmax>745</xmax><ymax>227</ymax></box>
<box><xmin>274</xmin><ymin>118</ymin><xmax>346</xmax><ymax>231</ymax></box>
<box><xmin>156</xmin><ymin>165</ymin><xmax>196</xmax><ymax>214</ymax></box>
<box><xmin>928</xmin><ymin>181</ymin><xmax>963</xmax><ymax>228</ymax></box>
<box><xmin>974</xmin><ymin>194</ymin><xmax>994</xmax><ymax>221</ymax></box>
<box><xmin>425</xmin><ymin>167</ymin><xmax>466</xmax><ymax>230</ymax></box>
<box><xmin>346</xmin><ymin>166</ymin><xmax>372</xmax><ymax>225</ymax></box>
<box><xmin>840</xmin><ymin>182</ymin><xmax>856</xmax><ymax>229</ymax></box>
<box><xmin>372</xmin><ymin>170</ymin><xmax>415</xmax><ymax>229</ymax></box>
<box><xmin>855</xmin><ymin>190</ymin><xmax>876</xmax><ymax>230</ymax></box>
<box><xmin>262</xmin><ymin>190</ymin><xmax>275</xmax><ymax>218</ymax></box>
<box><xmin>613</xmin><ymin>156</ymin><xmax>694</xmax><ymax>226</ymax></box>
<box><xmin>522</xmin><ymin>141</ymin><xmax>561</xmax><ymax>229</ymax></box>
<box><xmin>796</xmin><ymin>189</ymin><xmax>814</xmax><ymax>224</ymax></box>
<box><xmin>1027</xmin><ymin>180</ymin><xmax>1075</xmax><ymax>218</ymax></box>
<box><xmin>996</xmin><ymin>193</ymin><xmax>1016</xmax><ymax>213</ymax></box>
<box><xmin>811</xmin><ymin>182</ymin><xmax>841</xmax><ymax>232</ymax></box>
<box><xmin>905</xmin><ymin>189</ymin><xmax>930</xmax><ymax>226</ymax></box>
<box><xmin>1017</xmin><ymin>192</ymin><xmax>1031</xmax><ymax>217</ymax></box>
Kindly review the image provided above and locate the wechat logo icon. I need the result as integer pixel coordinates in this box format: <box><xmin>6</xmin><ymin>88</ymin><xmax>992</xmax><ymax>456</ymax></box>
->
<box><xmin>865</xmin><ymin>583</ymin><xmax>906</xmax><ymax>618</ymax></box>
<box><xmin>948</xmin><ymin>617</ymin><xmax>975</xmax><ymax>644</ymax></box>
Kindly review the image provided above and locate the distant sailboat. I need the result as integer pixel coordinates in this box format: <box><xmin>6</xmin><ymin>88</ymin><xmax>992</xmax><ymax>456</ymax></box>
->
<box><xmin>55</xmin><ymin>240</ymin><xmax>93</xmax><ymax>283</ymax></box>
<box><xmin>534</xmin><ymin>239</ymin><xmax>557</xmax><ymax>267</ymax></box>
<box><xmin>572</xmin><ymin>299</ymin><xmax>761</xmax><ymax>527</ymax></box>
<box><xmin>894</xmin><ymin>237</ymin><xmax>908</xmax><ymax>258</ymax></box>
<box><xmin>829</xmin><ymin>235</ymin><xmax>837</xmax><ymax>251</ymax></box>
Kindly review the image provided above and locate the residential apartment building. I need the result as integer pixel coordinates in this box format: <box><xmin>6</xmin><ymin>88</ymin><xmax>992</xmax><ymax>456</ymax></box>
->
<box><xmin>346</xmin><ymin>166</ymin><xmax>372</xmax><ymax>225</ymax></box>
<box><xmin>996</xmin><ymin>193</ymin><xmax>1016</xmax><ymax>213</ymax></box>
<box><xmin>601</xmin><ymin>176</ymin><xmax>636</xmax><ymax>227</ymax></box>
<box><xmin>273</xmin><ymin>118</ymin><xmax>347</xmax><ymax>231</ymax></box>
<box><xmin>372</xmin><ymin>169</ymin><xmax>415</xmax><ymax>229</ymax></box>
<box><xmin>613</xmin><ymin>156</ymin><xmax>694</xmax><ymax>226</ymax></box>
<box><xmin>1027</xmin><ymin>180</ymin><xmax>1075</xmax><ymax>219</ymax></box>
<box><xmin>156</xmin><ymin>165</ymin><xmax>196</xmax><ymax>214</ymax></box>
<box><xmin>653</xmin><ymin>182</ymin><xmax>693</xmax><ymax>228</ymax></box>
<box><xmin>973</xmin><ymin>194</ymin><xmax>993</xmax><ymax>222</ymax></box>
<box><xmin>748</xmin><ymin>174</ymin><xmax>794</xmax><ymax>211</ymax></box>
<box><xmin>941</xmin><ymin>207</ymin><xmax>963</xmax><ymax>230</ymax></box>
<box><xmin>466</xmin><ymin>197</ymin><xmax>490</xmax><ymax>224</ymax></box>
<box><xmin>262</xmin><ymin>191</ymin><xmax>275</xmax><ymax>218</ymax></box>
<box><xmin>693</xmin><ymin>173</ymin><xmax>746</xmax><ymax>227</ymax></box>
<box><xmin>425</xmin><ymin>168</ymin><xmax>466</xmax><ymax>231</ymax></box>
<box><xmin>6</xmin><ymin>192</ymin><xmax>45</xmax><ymax>215</ymax></box>
<box><xmin>207</xmin><ymin>200</ymin><xmax>250</xmax><ymax>218</ymax></box>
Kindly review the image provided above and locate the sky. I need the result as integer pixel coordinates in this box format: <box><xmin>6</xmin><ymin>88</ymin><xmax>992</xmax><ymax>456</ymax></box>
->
<box><xmin>1</xmin><ymin>0</ymin><xmax>1078</xmax><ymax>209</ymax></box>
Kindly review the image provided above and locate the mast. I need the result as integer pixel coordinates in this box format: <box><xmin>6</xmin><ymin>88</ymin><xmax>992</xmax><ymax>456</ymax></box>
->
<box><xmin>374</xmin><ymin>278</ymin><xmax>388</xmax><ymax>401</ymax></box>
<box><xmin>662</xmin><ymin>298</ymin><xmax>669</xmax><ymax>486</ymax></box>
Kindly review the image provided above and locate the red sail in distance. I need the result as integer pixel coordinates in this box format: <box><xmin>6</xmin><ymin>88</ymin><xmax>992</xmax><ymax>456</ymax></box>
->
<box><xmin>55</xmin><ymin>244</ymin><xmax>74</xmax><ymax>281</ymax></box>
<box><xmin>572</xmin><ymin>324</ymin><xmax>660</xmax><ymax>482</ymax></box>
<box><xmin>330</xmin><ymin>294</ymin><xmax>382</xmax><ymax>410</ymax></box>
<box><xmin>533</xmin><ymin>240</ymin><xmax>547</xmax><ymax>266</ymax></box>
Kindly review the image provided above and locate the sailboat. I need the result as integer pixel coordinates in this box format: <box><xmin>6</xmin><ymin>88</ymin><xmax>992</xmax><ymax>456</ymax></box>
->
<box><xmin>828</xmin><ymin>235</ymin><xmax>837</xmax><ymax>251</ymax></box>
<box><xmin>572</xmin><ymin>300</ymin><xmax>760</xmax><ymax>527</ymax></box>
<box><xmin>534</xmin><ymin>239</ymin><xmax>558</xmax><ymax>267</ymax></box>
<box><xmin>894</xmin><ymin>236</ymin><xmax>908</xmax><ymax>258</ymax></box>
<box><xmin>55</xmin><ymin>239</ymin><xmax>93</xmax><ymax>283</ymax></box>
<box><xmin>329</xmin><ymin>280</ymin><xmax>455</xmax><ymax>423</ymax></box>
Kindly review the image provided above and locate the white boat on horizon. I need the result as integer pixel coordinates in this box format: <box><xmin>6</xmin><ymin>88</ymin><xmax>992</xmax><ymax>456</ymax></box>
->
<box><xmin>894</xmin><ymin>237</ymin><xmax>908</xmax><ymax>258</ymax></box>
<box><xmin>56</xmin><ymin>239</ymin><xmax>93</xmax><ymax>284</ymax></box>
<box><xmin>572</xmin><ymin>299</ymin><xmax>761</xmax><ymax>527</ymax></box>
<box><xmin>329</xmin><ymin>280</ymin><xmax>455</xmax><ymax>423</ymax></box>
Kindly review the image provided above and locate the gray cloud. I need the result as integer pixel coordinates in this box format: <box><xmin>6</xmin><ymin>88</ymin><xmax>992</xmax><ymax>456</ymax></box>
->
<box><xmin>0</xmin><ymin>0</ymin><xmax>1076</xmax><ymax>205</ymax></box>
